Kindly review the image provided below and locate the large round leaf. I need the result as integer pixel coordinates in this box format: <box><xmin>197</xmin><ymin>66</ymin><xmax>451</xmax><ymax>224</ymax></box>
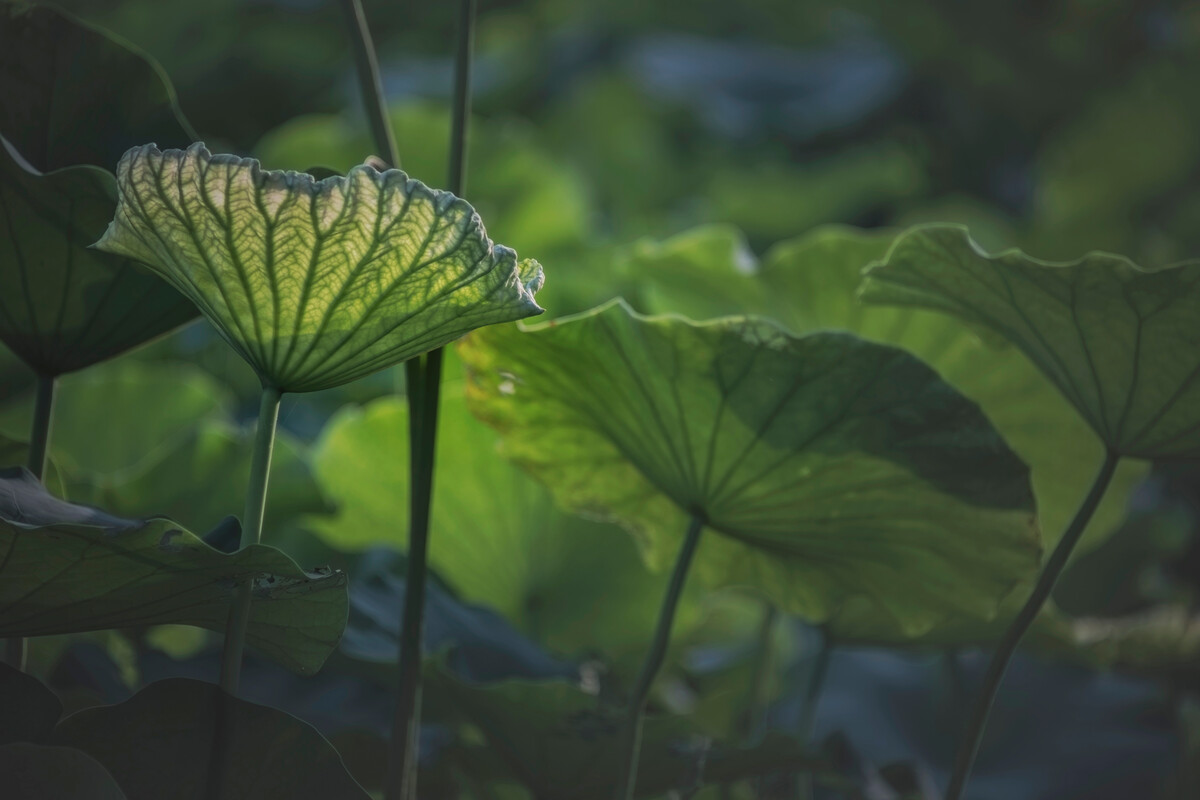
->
<box><xmin>52</xmin><ymin>679</ymin><xmax>369</xmax><ymax>800</ymax></box>
<box><xmin>0</xmin><ymin>468</ymin><xmax>345</xmax><ymax>674</ymax></box>
<box><xmin>628</xmin><ymin>224</ymin><xmax>1143</xmax><ymax>556</ymax></box>
<box><xmin>459</xmin><ymin>301</ymin><xmax>1040</xmax><ymax>635</ymax></box>
<box><xmin>0</xmin><ymin>5</ymin><xmax>197</xmax><ymax>377</ymax></box>
<box><xmin>95</xmin><ymin>143</ymin><xmax>545</xmax><ymax>392</ymax></box>
<box><xmin>861</xmin><ymin>225</ymin><xmax>1200</xmax><ymax>459</ymax></box>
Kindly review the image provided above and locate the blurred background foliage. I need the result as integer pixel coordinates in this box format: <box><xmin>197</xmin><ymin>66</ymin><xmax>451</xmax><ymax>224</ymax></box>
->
<box><xmin>4</xmin><ymin>0</ymin><xmax>1200</xmax><ymax>797</ymax></box>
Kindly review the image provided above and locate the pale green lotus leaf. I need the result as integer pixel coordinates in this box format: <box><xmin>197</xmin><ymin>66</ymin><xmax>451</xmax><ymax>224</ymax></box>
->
<box><xmin>861</xmin><ymin>225</ymin><xmax>1200</xmax><ymax>458</ymax></box>
<box><xmin>460</xmin><ymin>301</ymin><xmax>1040</xmax><ymax>635</ymax></box>
<box><xmin>310</xmin><ymin>390</ymin><xmax>704</xmax><ymax>669</ymax></box>
<box><xmin>756</xmin><ymin>225</ymin><xmax>1144</xmax><ymax>554</ymax></box>
<box><xmin>95</xmin><ymin>143</ymin><xmax>544</xmax><ymax>393</ymax></box>
<box><xmin>0</xmin><ymin>468</ymin><xmax>346</xmax><ymax>674</ymax></box>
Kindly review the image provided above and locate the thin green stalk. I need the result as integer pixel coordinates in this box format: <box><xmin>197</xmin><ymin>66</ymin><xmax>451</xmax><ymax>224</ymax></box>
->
<box><xmin>614</xmin><ymin>515</ymin><xmax>706</xmax><ymax>800</ymax></box>
<box><xmin>382</xmin><ymin>3</ymin><xmax>475</xmax><ymax>799</ymax></box>
<box><xmin>27</xmin><ymin>374</ymin><xmax>55</xmax><ymax>481</ymax></box>
<box><xmin>944</xmin><ymin>449</ymin><xmax>1120</xmax><ymax>800</ymax></box>
<box><xmin>798</xmin><ymin>627</ymin><xmax>832</xmax><ymax>800</ymax></box>
<box><xmin>338</xmin><ymin>0</ymin><xmax>400</xmax><ymax>168</ymax></box>
<box><xmin>798</xmin><ymin>627</ymin><xmax>831</xmax><ymax>746</ymax></box>
<box><xmin>218</xmin><ymin>385</ymin><xmax>282</xmax><ymax>695</ymax></box>
<box><xmin>736</xmin><ymin>603</ymin><xmax>779</xmax><ymax>743</ymax></box>
<box><xmin>3</xmin><ymin>375</ymin><xmax>56</xmax><ymax>670</ymax></box>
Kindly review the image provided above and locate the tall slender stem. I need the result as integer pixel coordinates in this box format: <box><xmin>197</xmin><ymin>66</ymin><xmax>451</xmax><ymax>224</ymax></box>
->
<box><xmin>4</xmin><ymin>375</ymin><xmax>56</xmax><ymax>670</ymax></box>
<box><xmin>944</xmin><ymin>450</ymin><xmax>1121</xmax><ymax>800</ymax></box>
<box><xmin>338</xmin><ymin>0</ymin><xmax>400</xmax><ymax>168</ymax></box>
<box><xmin>736</xmin><ymin>603</ymin><xmax>779</xmax><ymax>743</ymax></box>
<box><xmin>27</xmin><ymin>374</ymin><xmax>55</xmax><ymax>481</ymax></box>
<box><xmin>614</xmin><ymin>515</ymin><xmax>706</xmax><ymax>800</ymax></box>
<box><xmin>218</xmin><ymin>385</ymin><xmax>282</xmax><ymax>695</ymax></box>
<box><xmin>383</xmin><ymin>3</ymin><xmax>475</xmax><ymax>799</ymax></box>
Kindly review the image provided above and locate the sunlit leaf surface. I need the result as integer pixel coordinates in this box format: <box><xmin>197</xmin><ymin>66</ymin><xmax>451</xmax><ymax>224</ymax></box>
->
<box><xmin>96</xmin><ymin>143</ymin><xmax>545</xmax><ymax>392</ymax></box>
<box><xmin>311</xmin><ymin>390</ymin><xmax>705</xmax><ymax>667</ymax></box>
<box><xmin>0</xmin><ymin>5</ymin><xmax>197</xmax><ymax>377</ymax></box>
<box><xmin>460</xmin><ymin>301</ymin><xmax>1040</xmax><ymax>635</ymax></box>
<box><xmin>0</xmin><ymin>469</ymin><xmax>346</xmax><ymax>674</ymax></box>
<box><xmin>862</xmin><ymin>225</ymin><xmax>1200</xmax><ymax>458</ymax></box>
<box><xmin>52</xmin><ymin>679</ymin><xmax>369</xmax><ymax>800</ymax></box>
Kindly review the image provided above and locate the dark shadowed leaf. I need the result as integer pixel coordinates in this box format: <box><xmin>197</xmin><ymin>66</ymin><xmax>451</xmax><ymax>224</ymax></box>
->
<box><xmin>0</xmin><ymin>743</ymin><xmax>127</xmax><ymax>800</ymax></box>
<box><xmin>339</xmin><ymin>548</ymin><xmax>579</xmax><ymax>682</ymax></box>
<box><xmin>95</xmin><ymin>143</ymin><xmax>545</xmax><ymax>392</ymax></box>
<box><xmin>52</xmin><ymin>678</ymin><xmax>368</xmax><ymax>800</ymax></box>
<box><xmin>861</xmin><ymin>225</ymin><xmax>1200</xmax><ymax>459</ymax></box>
<box><xmin>0</xmin><ymin>661</ymin><xmax>62</xmax><ymax>745</ymax></box>
<box><xmin>0</xmin><ymin>468</ymin><xmax>346</xmax><ymax>674</ymax></box>
<box><xmin>460</xmin><ymin>301</ymin><xmax>1040</xmax><ymax>635</ymax></box>
<box><xmin>0</xmin><ymin>5</ymin><xmax>197</xmax><ymax>377</ymax></box>
<box><xmin>424</xmin><ymin>664</ymin><xmax>825</xmax><ymax>800</ymax></box>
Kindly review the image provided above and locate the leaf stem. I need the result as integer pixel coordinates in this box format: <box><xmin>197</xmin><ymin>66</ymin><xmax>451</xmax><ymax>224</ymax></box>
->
<box><xmin>614</xmin><ymin>514</ymin><xmax>705</xmax><ymax>800</ymax></box>
<box><xmin>384</xmin><ymin>4</ymin><xmax>474</xmax><ymax>798</ymax></box>
<box><xmin>944</xmin><ymin>449</ymin><xmax>1120</xmax><ymax>800</ymax></box>
<box><xmin>736</xmin><ymin>603</ymin><xmax>779</xmax><ymax>743</ymax></box>
<box><xmin>27</xmin><ymin>374</ymin><xmax>56</xmax><ymax>481</ymax></box>
<box><xmin>4</xmin><ymin>374</ymin><xmax>57</xmax><ymax>670</ymax></box>
<box><xmin>218</xmin><ymin>385</ymin><xmax>282</xmax><ymax>695</ymax></box>
<box><xmin>337</xmin><ymin>0</ymin><xmax>400</xmax><ymax>168</ymax></box>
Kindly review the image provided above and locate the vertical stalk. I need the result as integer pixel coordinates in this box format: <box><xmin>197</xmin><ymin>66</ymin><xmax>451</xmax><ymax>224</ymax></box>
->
<box><xmin>27</xmin><ymin>374</ymin><xmax>56</xmax><ymax>481</ymax></box>
<box><xmin>3</xmin><ymin>374</ymin><xmax>56</xmax><ymax>670</ymax></box>
<box><xmin>736</xmin><ymin>603</ymin><xmax>779</xmax><ymax>743</ymax></box>
<box><xmin>338</xmin><ymin>0</ymin><xmax>400</xmax><ymax>168</ymax></box>
<box><xmin>218</xmin><ymin>385</ymin><xmax>282</xmax><ymax>695</ymax></box>
<box><xmin>944</xmin><ymin>450</ymin><xmax>1120</xmax><ymax>800</ymax></box>
<box><xmin>614</xmin><ymin>515</ymin><xmax>706</xmax><ymax>800</ymax></box>
<box><xmin>383</xmin><ymin>3</ymin><xmax>475</xmax><ymax>799</ymax></box>
<box><xmin>797</xmin><ymin>627</ymin><xmax>832</xmax><ymax>800</ymax></box>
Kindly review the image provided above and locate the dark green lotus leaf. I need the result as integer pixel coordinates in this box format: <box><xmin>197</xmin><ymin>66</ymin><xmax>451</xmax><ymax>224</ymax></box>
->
<box><xmin>633</xmin><ymin>224</ymin><xmax>1143</xmax><ymax>556</ymax></box>
<box><xmin>0</xmin><ymin>661</ymin><xmax>62</xmax><ymax>746</ymax></box>
<box><xmin>52</xmin><ymin>678</ymin><xmax>369</xmax><ymax>800</ymax></box>
<box><xmin>861</xmin><ymin>225</ymin><xmax>1200</xmax><ymax>459</ymax></box>
<box><xmin>0</xmin><ymin>743</ymin><xmax>127</xmax><ymax>800</ymax></box>
<box><xmin>0</xmin><ymin>3</ymin><xmax>195</xmax><ymax>173</ymax></box>
<box><xmin>0</xmin><ymin>5</ymin><xmax>198</xmax><ymax>377</ymax></box>
<box><xmin>0</xmin><ymin>468</ymin><xmax>346</xmax><ymax>674</ymax></box>
<box><xmin>94</xmin><ymin>143</ymin><xmax>545</xmax><ymax>393</ymax></box>
<box><xmin>0</xmin><ymin>142</ymin><xmax>198</xmax><ymax>376</ymax></box>
<box><xmin>460</xmin><ymin>301</ymin><xmax>1040</xmax><ymax>635</ymax></box>
<box><xmin>311</xmin><ymin>391</ymin><xmax>704</xmax><ymax>669</ymax></box>
<box><xmin>424</xmin><ymin>664</ymin><xmax>826</xmax><ymax>799</ymax></box>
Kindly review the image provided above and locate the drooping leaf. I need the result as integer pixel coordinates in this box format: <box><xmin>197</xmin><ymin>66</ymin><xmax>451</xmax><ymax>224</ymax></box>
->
<box><xmin>0</xmin><ymin>743</ymin><xmax>128</xmax><ymax>800</ymax></box>
<box><xmin>424</xmin><ymin>664</ymin><xmax>825</xmax><ymax>800</ymax></box>
<box><xmin>460</xmin><ymin>300</ymin><xmax>1040</xmax><ymax>635</ymax></box>
<box><xmin>0</xmin><ymin>5</ymin><xmax>197</xmax><ymax>377</ymax></box>
<box><xmin>0</xmin><ymin>469</ymin><xmax>346</xmax><ymax>674</ymax></box>
<box><xmin>311</xmin><ymin>390</ymin><xmax>705</xmax><ymax>668</ymax></box>
<box><xmin>52</xmin><ymin>678</ymin><xmax>369</xmax><ymax>800</ymax></box>
<box><xmin>861</xmin><ymin>224</ymin><xmax>1200</xmax><ymax>459</ymax></box>
<box><xmin>632</xmin><ymin>224</ymin><xmax>1143</xmax><ymax>557</ymax></box>
<box><xmin>0</xmin><ymin>661</ymin><xmax>62</xmax><ymax>746</ymax></box>
<box><xmin>94</xmin><ymin>143</ymin><xmax>545</xmax><ymax>393</ymax></box>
